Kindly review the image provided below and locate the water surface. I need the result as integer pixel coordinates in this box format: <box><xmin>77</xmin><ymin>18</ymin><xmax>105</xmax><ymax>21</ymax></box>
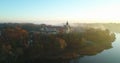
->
<box><xmin>71</xmin><ymin>33</ymin><xmax>120</xmax><ymax>63</ymax></box>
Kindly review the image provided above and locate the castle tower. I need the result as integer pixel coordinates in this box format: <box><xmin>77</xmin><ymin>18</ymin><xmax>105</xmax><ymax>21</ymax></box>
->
<box><xmin>65</xmin><ymin>21</ymin><xmax>71</xmax><ymax>33</ymax></box>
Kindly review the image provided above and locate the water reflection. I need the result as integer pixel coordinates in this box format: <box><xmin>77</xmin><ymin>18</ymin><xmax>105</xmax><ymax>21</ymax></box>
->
<box><xmin>70</xmin><ymin>33</ymin><xmax>120</xmax><ymax>63</ymax></box>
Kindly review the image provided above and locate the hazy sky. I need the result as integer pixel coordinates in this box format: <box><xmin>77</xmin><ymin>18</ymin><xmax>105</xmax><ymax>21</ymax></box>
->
<box><xmin>0</xmin><ymin>0</ymin><xmax>120</xmax><ymax>24</ymax></box>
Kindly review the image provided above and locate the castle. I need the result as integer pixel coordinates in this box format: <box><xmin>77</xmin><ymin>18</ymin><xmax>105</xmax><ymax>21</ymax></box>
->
<box><xmin>38</xmin><ymin>21</ymin><xmax>71</xmax><ymax>34</ymax></box>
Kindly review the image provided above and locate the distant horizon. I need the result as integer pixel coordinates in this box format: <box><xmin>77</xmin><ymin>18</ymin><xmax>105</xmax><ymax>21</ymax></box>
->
<box><xmin>0</xmin><ymin>19</ymin><xmax>120</xmax><ymax>25</ymax></box>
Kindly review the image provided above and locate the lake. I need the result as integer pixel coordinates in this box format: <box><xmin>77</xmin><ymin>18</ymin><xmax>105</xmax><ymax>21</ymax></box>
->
<box><xmin>70</xmin><ymin>33</ymin><xmax>120</xmax><ymax>63</ymax></box>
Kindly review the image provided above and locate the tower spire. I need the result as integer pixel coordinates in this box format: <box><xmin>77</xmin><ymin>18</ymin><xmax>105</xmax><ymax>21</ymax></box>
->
<box><xmin>66</xmin><ymin>21</ymin><xmax>68</xmax><ymax>25</ymax></box>
<box><xmin>65</xmin><ymin>21</ymin><xmax>71</xmax><ymax>33</ymax></box>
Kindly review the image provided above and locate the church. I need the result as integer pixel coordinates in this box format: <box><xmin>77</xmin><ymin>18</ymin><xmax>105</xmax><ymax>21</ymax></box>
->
<box><xmin>39</xmin><ymin>21</ymin><xmax>71</xmax><ymax>34</ymax></box>
<box><xmin>64</xmin><ymin>21</ymin><xmax>71</xmax><ymax>33</ymax></box>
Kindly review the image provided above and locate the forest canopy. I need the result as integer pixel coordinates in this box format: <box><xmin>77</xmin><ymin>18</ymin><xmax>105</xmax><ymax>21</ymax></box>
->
<box><xmin>0</xmin><ymin>23</ymin><xmax>116</xmax><ymax>63</ymax></box>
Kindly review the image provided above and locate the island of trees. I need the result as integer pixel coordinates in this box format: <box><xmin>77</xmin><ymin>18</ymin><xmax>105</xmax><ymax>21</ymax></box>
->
<box><xmin>0</xmin><ymin>23</ymin><xmax>116</xmax><ymax>63</ymax></box>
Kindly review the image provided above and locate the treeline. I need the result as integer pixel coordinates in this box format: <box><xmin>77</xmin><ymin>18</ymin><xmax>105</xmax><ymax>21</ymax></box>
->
<box><xmin>0</xmin><ymin>23</ymin><xmax>116</xmax><ymax>63</ymax></box>
<box><xmin>0</xmin><ymin>23</ymin><xmax>45</xmax><ymax>31</ymax></box>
